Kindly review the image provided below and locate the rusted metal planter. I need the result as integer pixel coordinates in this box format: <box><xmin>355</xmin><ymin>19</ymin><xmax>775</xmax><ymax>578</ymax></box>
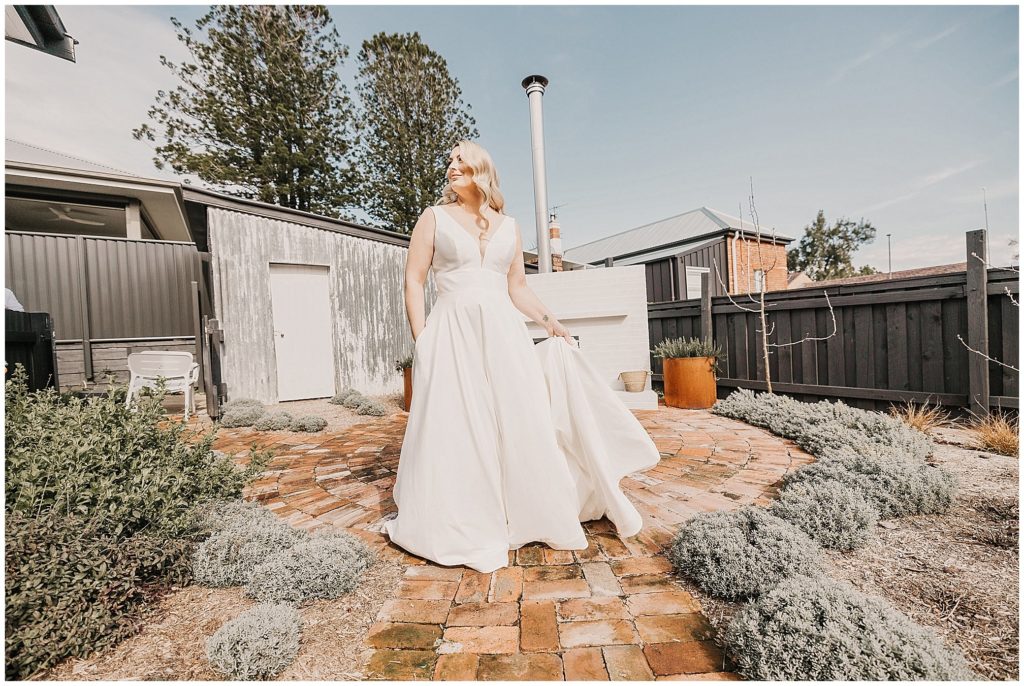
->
<box><xmin>663</xmin><ymin>356</ymin><xmax>717</xmax><ymax>409</ymax></box>
<box><xmin>403</xmin><ymin>365</ymin><xmax>413</xmax><ymax>411</ymax></box>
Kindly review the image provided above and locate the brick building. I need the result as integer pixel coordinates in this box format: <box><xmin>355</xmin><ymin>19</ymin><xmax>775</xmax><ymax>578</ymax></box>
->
<box><xmin>563</xmin><ymin>207</ymin><xmax>794</xmax><ymax>303</ymax></box>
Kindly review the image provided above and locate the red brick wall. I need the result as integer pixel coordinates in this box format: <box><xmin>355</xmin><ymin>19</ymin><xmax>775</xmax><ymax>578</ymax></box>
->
<box><xmin>726</xmin><ymin>237</ymin><xmax>789</xmax><ymax>294</ymax></box>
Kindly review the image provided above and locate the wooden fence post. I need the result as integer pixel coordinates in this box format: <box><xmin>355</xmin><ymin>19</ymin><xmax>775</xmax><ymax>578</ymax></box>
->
<box><xmin>700</xmin><ymin>272</ymin><xmax>713</xmax><ymax>343</ymax></box>
<box><xmin>966</xmin><ymin>229</ymin><xmax>990</xmax><ymax>415</ymax></box>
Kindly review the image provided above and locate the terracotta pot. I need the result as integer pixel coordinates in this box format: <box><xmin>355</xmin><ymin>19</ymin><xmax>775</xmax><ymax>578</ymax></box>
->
<box><xmin>663</xmin><ymin>356</ymin><xmax>717</xmax><ymax>409</ymax></box>
<box><xmin>403</xmin><ymin>366</ymin><xmax>413</xmax><ymax>411</ymax></box>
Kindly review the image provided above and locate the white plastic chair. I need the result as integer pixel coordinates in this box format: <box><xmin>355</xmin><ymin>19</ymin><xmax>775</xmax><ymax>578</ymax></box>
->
<box><xmin>125</xmin><ymin>351</ymin><xmax>200</xmax><ymax>420</ymax></box>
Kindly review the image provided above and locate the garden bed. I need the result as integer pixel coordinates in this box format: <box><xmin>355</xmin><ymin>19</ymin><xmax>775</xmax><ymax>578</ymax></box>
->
<box><xmin>677</xmin><ymin>424</ymin><xmax>1018</xmax><ymax>681</ymax></box>
<box><xmin>38</xmin><ymin>555</ymin><xmax>405</xmax><ymax>681</ymax></box>
<box><xmin>187</xmin><ymin>393</ymin><xmax>406</xmax><ymax>433</ymax></box>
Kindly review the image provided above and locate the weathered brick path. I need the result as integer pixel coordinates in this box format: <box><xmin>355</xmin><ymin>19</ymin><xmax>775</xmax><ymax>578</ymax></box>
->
<box><xmin>208</xmin><ymin>405</ymin><xmax>813</xmax><ymax>681</ymax></box>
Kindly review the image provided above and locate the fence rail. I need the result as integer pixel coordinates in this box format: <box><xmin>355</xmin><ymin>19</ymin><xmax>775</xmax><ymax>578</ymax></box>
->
<box><xmin>648</xmin><ymin>230</ymin><xmax>1018</xmax><ymax>412</ymax></box>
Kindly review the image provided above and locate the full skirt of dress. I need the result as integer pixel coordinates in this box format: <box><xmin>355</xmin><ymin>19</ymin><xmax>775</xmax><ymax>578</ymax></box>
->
<box><xmin>383</xmin><ymin>270</ymin><xmax>659</xmax><ymax>572</ymax></box>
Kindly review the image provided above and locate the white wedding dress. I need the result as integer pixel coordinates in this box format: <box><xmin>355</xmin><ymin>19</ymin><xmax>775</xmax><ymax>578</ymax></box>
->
<box><xmin>382</xmin><ymin>205</ymin><xmax>660</xmax><ymax>573</ymax></box>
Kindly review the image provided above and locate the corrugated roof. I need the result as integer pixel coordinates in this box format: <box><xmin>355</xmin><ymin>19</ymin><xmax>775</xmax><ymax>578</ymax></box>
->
<box><xmin>613</xmin><ymin>236</ymin><xmax>721</xmax><ymax>266</ymax></box>
<box><xmin>5</xmin><ymin>138</ymin><xmax>137</xmax><ymax>176</ymax></box>
<box><xmin>563</xmin><ymin>206</ymin><xmax>794</xmax><ymax>265</ymax></box>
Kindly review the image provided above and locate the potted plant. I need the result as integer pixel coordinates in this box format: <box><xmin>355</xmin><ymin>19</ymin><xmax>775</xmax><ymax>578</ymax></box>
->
<box><xmin>651</xmin><ymin>336</ymin><xmax>723</xmax><ymax>409</ymax></box>
<box><xmin>395</xmin><ymin>353</ymin><xmax>413</xmax><ymax>411</ymax></box>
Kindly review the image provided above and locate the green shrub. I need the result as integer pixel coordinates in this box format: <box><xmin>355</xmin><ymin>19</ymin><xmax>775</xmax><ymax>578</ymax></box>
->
<box><xmin>205</xmin><ymin>603</ymin><xmax>301</xmax><ymax>680</ymax></box>
<box><xmin>784</xmin><ymin>448</ymin><xmax>957</xmax><ymax>519</ymax></box>
<box><xmin>5</xmin><ymin>511</ymin><xmax>192</xmax><ymax>680</ymax></box>
<box><xmin>329</xmin><ymin>388</ymin><xmax>361</xmax><ymax>405</ymax></box>
<box><xmin>220</xmin><ymin>405</ymin><xmax>267</xmax><ymax>428</ymax></box>
<box><xmin>291</xmin><ymin>414</ymin><xmax>327</xmax><ymax>432</ymax></box>
<box><xmin>245</xmin><ymin>530</ymin><xmax>375</xmax><ymax>604</ymax></box>
<box><xmin>340</xmin><ymin>392</ymin><xmax>365</xmax><ymax>409</ymax></box>
<box><xmin>4</xmin><ymin>366</ymin><xmax>275</xmax><ymax>680</ymax></box>
<box><xmin>769</xmin><ymin>481</ymin><xmax>878</xmax><ymax>551</ymax></box>
<box><xmin>356</xmin><ymin>398</ymin><xmax>388</xmax><ymax>416</ymax></box>
<box><xmin>668</xmin><ymin>506</ymin><xmax>821</xmax><ymax>599</ymax></box>
<box><xmin>725</xmin><ymin>574</ymin><xmax>974</xmax><ymax>680</ymax></box>
<box><xmin>5</xmin><ymin>367</ymin><xmax>268</xmax><ymax>540</ymax></box>
<box><xmin>193</xmin><ymin>502</ymin><xmax>308</xmax><ymax>587</ymax></box>
<box><xmin>254</xmin><ymin>411</ymin><xmax>295</xmax><ymax>431</ymax></box>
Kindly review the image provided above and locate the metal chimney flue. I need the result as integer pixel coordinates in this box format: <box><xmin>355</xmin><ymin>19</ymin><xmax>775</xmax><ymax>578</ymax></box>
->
<box><xmin>522</xmin><ymin>74</ymin><xmax>552</xmax><ymax>274</ymax></box>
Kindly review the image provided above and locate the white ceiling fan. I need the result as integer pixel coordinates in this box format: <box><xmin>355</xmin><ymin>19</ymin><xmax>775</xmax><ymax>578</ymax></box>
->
<box><xmin>47</xmin><ymin>205</ymin><xmax>105</xmax><ymax>226</ymax></box>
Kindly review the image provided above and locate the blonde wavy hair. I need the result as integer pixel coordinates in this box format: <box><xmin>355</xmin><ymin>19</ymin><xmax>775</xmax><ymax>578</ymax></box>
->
<box><xmin>437</xmin><ymin>140</ymin><xmax>506</xmax><ymax>214</ymax></box>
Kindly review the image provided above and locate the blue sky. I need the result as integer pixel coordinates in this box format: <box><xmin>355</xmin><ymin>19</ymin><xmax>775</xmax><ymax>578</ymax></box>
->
<box><xmin>6</xmin><ymin>4</ymin><xmax>1019</xmax><ymax>269</ymax></box>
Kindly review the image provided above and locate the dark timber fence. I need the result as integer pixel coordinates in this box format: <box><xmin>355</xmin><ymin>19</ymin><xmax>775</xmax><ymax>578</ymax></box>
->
<box><xmin>648</xmin><ymin>229</ymin><xmax>1019</xmax><ymax>412</ymax></box>
<box><xmin>5</xmin><ymin>311</ymin><xmax>59</xmax><ymax>391</ymax></box>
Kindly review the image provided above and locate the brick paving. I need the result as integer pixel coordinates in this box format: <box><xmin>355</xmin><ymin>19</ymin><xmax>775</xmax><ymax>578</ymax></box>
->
<box><xmin>205</xmin><ymin>405</ymin><xmax>813</xmax><ymax>681</ymax></box>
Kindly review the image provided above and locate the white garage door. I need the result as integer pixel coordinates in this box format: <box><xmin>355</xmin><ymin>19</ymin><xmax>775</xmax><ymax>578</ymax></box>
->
<box><xmin>269</xmin><ymin>263</ymin><xmax>335</xmax><ymax>401</ymax></box>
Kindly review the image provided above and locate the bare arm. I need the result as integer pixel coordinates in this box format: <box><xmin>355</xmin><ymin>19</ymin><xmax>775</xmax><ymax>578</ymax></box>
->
<box><xmin>405</xmin><ymin>209</ymin><xmax>435</xmax><ymax>341</ymax></box>
<box><xmin>506</xmin><ymin>219</ymin><xmax>573</xmax><ymax>344</ymax></box>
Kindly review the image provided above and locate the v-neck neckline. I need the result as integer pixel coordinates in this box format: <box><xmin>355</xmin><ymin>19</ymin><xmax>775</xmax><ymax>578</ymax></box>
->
<box><xmin>436</xmin><ymin>205</ymin><xmax>511</xmax><ymax>267</ymax></box>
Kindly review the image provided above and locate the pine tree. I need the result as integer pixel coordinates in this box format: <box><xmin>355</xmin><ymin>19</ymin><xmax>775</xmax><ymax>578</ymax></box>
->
<box><xmin>787</xmin><ymin>210</ymin><xmax>879</xmax><ymax>280</ymax></box>
<box><xmin>353</xmin><ymin>32</ymin><xmax>478</xmax><ymax>233</ymax></box>
<box><xmin>133</xmin><ymin>5</ymin><xmax>359</xmax><ymax>217</ymax></box>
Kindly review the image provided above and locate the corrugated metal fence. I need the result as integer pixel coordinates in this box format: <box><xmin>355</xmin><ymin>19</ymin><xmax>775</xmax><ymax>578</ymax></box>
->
<box><xmin>5</xmin><ymin>231</ymin><xmax>200</xmax><ymax>341</ymax></box>
<box><xmin>5</xmin><ymin>231</ymin><xmax>202</xmax><ymax>387</ymax></box>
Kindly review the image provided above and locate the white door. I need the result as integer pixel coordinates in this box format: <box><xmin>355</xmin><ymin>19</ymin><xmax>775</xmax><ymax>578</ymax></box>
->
<box><xmin>269</xmin><ymin>264</ymin><xmax>335</xmax><ymax>401</ymax></box>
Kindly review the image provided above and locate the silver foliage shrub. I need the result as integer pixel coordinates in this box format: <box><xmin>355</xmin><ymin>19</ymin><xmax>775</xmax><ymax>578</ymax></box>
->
<box><xmin>725</xmin><ymin>575</ymin><xmax>974</xmax><ymax>680</ymax></box>
<box><xmin>221</xmin><ymin>397</ymin><xmax>265</xmax><ymax>413</ymax></box>
<box><xmin>291</xmin><ymin>415</ymin><xmax>327</xmax><ymax>432</ymax></box>
<box><xmin>668</xmin><ymin>506</ymin><xmax>822</xmax><ymax>599</ymax></box>
<box><xmin>769</xmin><ymin>481</ymin><xmax>878</xmax><ymax>550</ymax></box>
<box><xmin>245</xmin><ymin>530</ymin><xmax>375</xmax><ymax>604</ymax></box>
<box><xmin>329</xmin><ymin>388</ymin><xmax>361</xmax><ymax>405</ymax></box>
<box><xmin>340</xmin><ymin>392</ymin><xmax>365</xmax><ymax>409</ymax></box>
<box><xmin>784</xmin><ymin>448</ymin><xmax>957</xmax><ymax>519</ymax></box>
<box><xmin>220</xmin><ymin>405</ymin><xmax>267</xmax><ymax>428</ymax></box>
<box><xmin>713</xmin><ymin>389</ymin><xmax>956</xmax><ymax>519</ymax></box>
<box><xmin>356</xmin><ymin>398</ymin><xmax>389</xmax><ymax>416</ymax></box>
<box><xmin>254</xmin><ymin>411</ymin><xmax>295</xmax><ymax>431</ymax></box>
<box><xmin>193</xmin><ymin>503</ymin><xmax>308</xmax><ymax>587</ymax></box>
<box><xmin>205</xmin><ymin>603</ymin><xmax>302</xmax><ymax>680</ymax></box>
<box><xmin>713</xmin><ymin>389</ymin><xmax>932</xmax><ymax>462</ymax></box>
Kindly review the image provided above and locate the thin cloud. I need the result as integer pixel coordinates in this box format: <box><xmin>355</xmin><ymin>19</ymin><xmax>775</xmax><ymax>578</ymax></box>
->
<box><xmin>919</xmin><ymin>160</ymin><xmax>984</xmax><ymax>187</ymax></box>
<box><xmin>989</xmin><ymin>69</ymin><xmax>1018</xmax><ymax>89</ymax></box>
<box><xmin>855</xmin><ymin>159</ymin><xmax>985</xmax><ymax>214</ymax></box>
<box><xmin>827</xmin><ymin>32</ymin><xmax>904</xmax><ymax>84</ymax></box>
<box><xmin>912</xmin><ymin>24</ymin><xmax>959</xmax><ymax>50</ymax></box>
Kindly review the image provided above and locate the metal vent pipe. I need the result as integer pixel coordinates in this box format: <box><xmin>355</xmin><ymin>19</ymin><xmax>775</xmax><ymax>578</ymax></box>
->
<box><xmin>522</xmin><ymin>74</ymin><xmax>551</xmax><ymax>274</ymax></box>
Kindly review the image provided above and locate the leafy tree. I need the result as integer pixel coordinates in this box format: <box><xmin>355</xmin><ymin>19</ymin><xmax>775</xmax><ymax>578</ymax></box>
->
<box><xmin>787</xmin><ymin>210</ymin><xmax>879</xmax><ymax>280</ymax></box>
<box><xmin>353</xmin><ymin>32</ymin><xmax>478</xmax><ymax>233</ymax></box>
<box><xmin>133</xmin><ymin>5</ymin><xmax>360</xmax><ymax>217</ymax></box>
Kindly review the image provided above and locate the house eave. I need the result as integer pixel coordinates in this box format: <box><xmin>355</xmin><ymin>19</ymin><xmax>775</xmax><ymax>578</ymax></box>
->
<box><xmin>5</xmin><ymin>161</ymin><xmax>192</xmax><ymax>242</ymax></box>
<box><xmin>181</xmin><ymin>186</ymin><xmax>410</xmax><ymax>248</ymax></box>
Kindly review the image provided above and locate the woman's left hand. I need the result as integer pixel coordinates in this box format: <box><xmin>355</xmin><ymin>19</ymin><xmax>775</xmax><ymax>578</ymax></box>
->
<box><xmin>548</xmin><ymin>319</ymin><xmax>574</xmax><ymax>346</ymax></box>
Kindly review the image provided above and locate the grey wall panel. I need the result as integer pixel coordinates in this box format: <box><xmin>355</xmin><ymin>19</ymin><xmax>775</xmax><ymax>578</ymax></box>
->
<box><xmin>680</xmin><ymin>238</ymin><xmax>729</xmax><ymax>297</ymax></box>
<box><xmin>5</xmin><ymin>232</ymin><xmax>198</xmax><ymax>341</ymax></box>
<box><xmin>208</xmin><ymin>208</ymin><xmax>428</xmax><ymax>403</ymax></box>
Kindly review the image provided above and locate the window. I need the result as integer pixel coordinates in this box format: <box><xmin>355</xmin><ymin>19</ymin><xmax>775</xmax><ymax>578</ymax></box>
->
<box><xmin>5</xmin><ymin>195</ymin><xmax>127</xmax><ymax>238</ymax></box>
<box><xmin>753</xmin><ymin>269</ymin><xmax>766</xmax><ymax>293</ymax></box>
<box><xmin>685</xmin><ymin>266</ymin><xmax>710</xmax><ymax>300</ymax></box>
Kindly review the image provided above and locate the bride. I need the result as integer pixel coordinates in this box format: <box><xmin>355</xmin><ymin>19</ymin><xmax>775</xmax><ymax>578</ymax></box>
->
<box><xmin>382</xmin><ymin>140</ymin><xmax>659</xmax><ymax>573</ymax></box>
